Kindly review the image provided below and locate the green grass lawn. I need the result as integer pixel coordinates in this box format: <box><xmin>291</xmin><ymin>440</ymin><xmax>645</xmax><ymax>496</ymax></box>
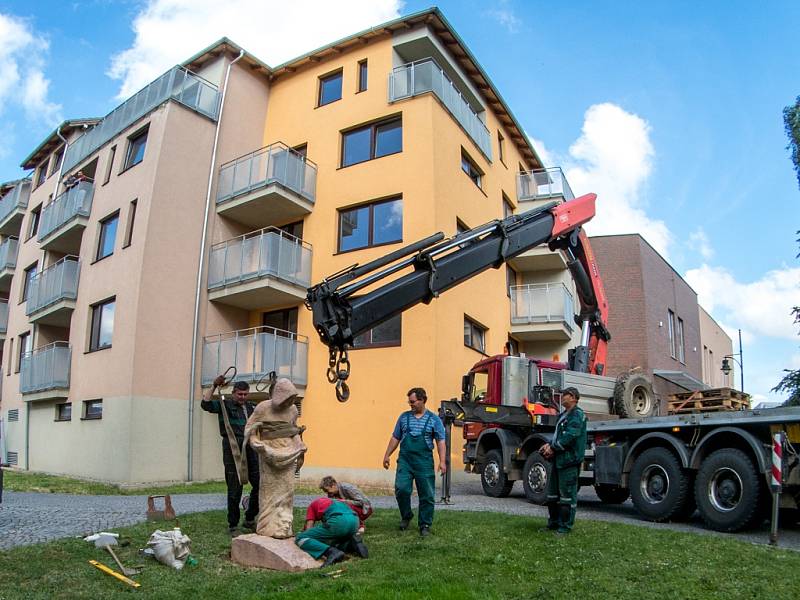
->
<box><xmin>0</xmin><ymin>508</ymin><xmax>797</xmax><ymax>600</ymax></box>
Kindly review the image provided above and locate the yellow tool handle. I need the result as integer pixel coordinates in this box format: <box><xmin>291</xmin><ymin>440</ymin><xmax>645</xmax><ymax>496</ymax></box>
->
<box><xmin>89</xmin><ymin>560</ymin><xmax>141</xmax><ymax>588</ymax></box>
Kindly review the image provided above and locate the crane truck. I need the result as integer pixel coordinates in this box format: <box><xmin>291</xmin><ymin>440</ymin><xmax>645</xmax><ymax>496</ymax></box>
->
<box><xmin>305</xmin><ymin>193</ymin><xmax>800</xmax><ymax>532</ymax></box>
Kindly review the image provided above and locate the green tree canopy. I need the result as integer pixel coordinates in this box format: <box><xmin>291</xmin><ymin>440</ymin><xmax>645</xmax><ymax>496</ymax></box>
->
<box><xmin>785</xmin><ymin>96</ymin><xmax>800</xmax><ymax>189</ymax></box>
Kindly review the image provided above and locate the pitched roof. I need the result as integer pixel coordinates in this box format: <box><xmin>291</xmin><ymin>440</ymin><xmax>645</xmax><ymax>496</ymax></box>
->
<box><xmin>20</xmin><ymin>119</ymin><xmax>101</xmax><ymax>170</ymax></box>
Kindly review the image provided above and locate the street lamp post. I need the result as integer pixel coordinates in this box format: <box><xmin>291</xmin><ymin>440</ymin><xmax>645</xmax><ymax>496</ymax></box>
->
<box><xmin>721</xmin><ymin>328</ymin><xmax>744</xmax><ymax>392</ymax></box>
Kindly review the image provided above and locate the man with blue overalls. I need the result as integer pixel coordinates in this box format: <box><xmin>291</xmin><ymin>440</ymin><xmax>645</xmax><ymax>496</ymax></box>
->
<box><xmin>382</xmin><ymin>387</ymin><xmax>447</xmax><ymax>537</ymax></box>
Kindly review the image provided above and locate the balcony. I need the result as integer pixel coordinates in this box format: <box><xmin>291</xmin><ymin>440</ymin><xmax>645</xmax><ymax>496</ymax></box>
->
<box><xmin>510</xmin><ymin>283</ymin><xmax>575</xmax><ymax>341</ymax></box>
<box><xmin>507</xmin><ymin>245</ymin><xmax>568</xmax><ymax>273</ymax></box>
<box><xmin>38</xmin><ymin>181</ymin><xmax>94</xmax><ymax>253</ymax></box>
<box><xmin>389</xmin><ymin>58</ymin><xmax>492</xmax><ymax>160</ymax></box>
<box><xmin>216</xmin><ymin>143</ymin><xmax>317</xmax><ymax>228</ymax></box>
<box><xmin>0</xmin><ymin>236</ymin><xmax>19</xmax><ymax>292</ymax></box>
<box><xmin>0</xmin><ymin>179</ymin><xmax>31</xmax><ymax>236</ymax></box>
<box><xmin>0</xmin><ymin>299</ymin><xmax>8</xmax><ymax>341</ymax></box>
<box><xmin>21</xmin><ymin>342</ymin><xmax>71</xmax><ymax>401</ymax></box>
<box><xmin>202</xmin><ymin>327</ymin><xmax>309</xmax><ymax>394</ymax></box>
<box><xmin>63</xmin><ymin>66</ymin><xmax>220</xmax><ymax>173</ymax></box>
<box><xmin>517</xmin><ymin>167</ymin><xmax>574</xmax><ymax>204</ymax></box>
<box><xmin>26</xmin><ymin>257</ymin><xmax>80</xmax><ymax>327</ymax></box>
<box><xmin>208</xmin><ymin>228</ymin><xmax>311</xmax><ymax>310</ymax></box>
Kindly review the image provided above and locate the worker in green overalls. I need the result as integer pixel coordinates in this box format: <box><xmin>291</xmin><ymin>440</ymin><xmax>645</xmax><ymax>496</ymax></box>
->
<box><xmin>382</xmin><ymin>387</ymin><xmax>447</xmax><ymax>537</ymax></box>
<box><xmin>541</xmin><ymin>386</ymin><xmax>587</xmax><ymax>534</ymax></box>
<box><xmin>295</xmin><ymin>497</ymin><xmax>367</xmax><ymax>566</ymax></box>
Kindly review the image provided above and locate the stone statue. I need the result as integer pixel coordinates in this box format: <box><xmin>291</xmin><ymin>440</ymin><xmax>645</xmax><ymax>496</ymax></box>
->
<box><xmin>242</xmin><ymin>378</ymin><xmax>307</xmax><ymax>539</ymax></box>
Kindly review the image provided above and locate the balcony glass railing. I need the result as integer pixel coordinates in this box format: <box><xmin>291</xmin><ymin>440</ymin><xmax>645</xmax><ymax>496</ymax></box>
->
<box><xmin>21</xmin><ymin>342</ymin><xmax>71</xmax><ymax>393</ymax></box>
<box><xmin>389</xmin><ymin>58</ymin><xmax>492</xmax><ymax>160</ymax></box>
<box><xmin>202</xmin><ymin>326</ymin><xmax>309</xmax><ymax>386</ymax></box>
<box><xmin>0</xmin><ymin>300</ymin><xmax>8</xmax><ymax>334</ymax></box>
<box><xmin>216</xmin><ymin>142</ymin><xmax>317</xmax><ymax>204</ymax></box>
<box><xmin>517</xmin><ymin>167</ymin><xmax>574</xmax><ymax>202</ymax></box>
<box><xmin>63</xmin><ymin>66</ymin><xmax>220</xmax><ymax>173</ymax></box>
<box><xmin>208</xmin><ymin>228</ymin><xmax>312</xmax><ymax>290</ymax></box>
<box><xmin>38</xmin><ymin>181</ymin><xmax>94</xmax><ymax>242</ymax></box>
<box><xmin>0</xmin><ymin>180</ymin><xmax>31</xmax><ymax>224</ymax></box>
<box><xmin>26</xmin><ymin>256</ymin><xmax>80</xmax><ymax>316</ymax></box>
<box><xmin>510</xmin><ymin>283</ymin><xmax>574</xmax><ymax>328</ymax></box>
<box><xmin>0</xmin><ymin>237</ymin><xmax>19</xmax><ymax>270</ymax></box>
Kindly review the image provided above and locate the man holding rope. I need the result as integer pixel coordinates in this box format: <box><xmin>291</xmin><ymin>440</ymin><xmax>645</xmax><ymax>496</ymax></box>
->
<box><xmin>202</xmin><ymin>374</ymin><xmax>261</xmax><ymax>534</ymax></box>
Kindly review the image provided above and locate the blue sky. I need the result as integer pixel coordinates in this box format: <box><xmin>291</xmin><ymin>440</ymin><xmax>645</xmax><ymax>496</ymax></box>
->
<box><xmin>1</xmin><ymin>0</ymin><xmax>798</xmax><ymax>403</ymax></box>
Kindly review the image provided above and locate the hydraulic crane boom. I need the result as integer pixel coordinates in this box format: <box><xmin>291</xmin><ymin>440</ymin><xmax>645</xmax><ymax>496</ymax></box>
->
<box><xmin>305</xmin><ymin>193</ymin><xmax>609</xmax><ymax>401</ymax></box>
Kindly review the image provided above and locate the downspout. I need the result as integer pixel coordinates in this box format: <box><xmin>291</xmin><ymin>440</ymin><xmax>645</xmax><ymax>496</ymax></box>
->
<box><xmin>187</xmin><ymin>49</ymin><xmax>245</xmax><ymax>481</ymax></box>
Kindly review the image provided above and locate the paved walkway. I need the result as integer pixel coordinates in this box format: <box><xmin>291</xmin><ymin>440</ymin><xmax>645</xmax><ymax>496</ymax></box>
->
<box><xmin>2</xmin><ymin>481</ymin><xmax>799</xmax><ymax>551</ymax></box>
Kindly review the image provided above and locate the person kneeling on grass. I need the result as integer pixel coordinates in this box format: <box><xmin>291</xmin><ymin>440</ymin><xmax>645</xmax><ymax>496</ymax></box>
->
<box><xmin>295</xmin><ymin>497</ymin><xmax>369</xmax><ymax>567</ymax></box>
<box><xmin>320</xmin><ymin>476</ymin><xmax>373</xmax><ymax>534</ymax></box>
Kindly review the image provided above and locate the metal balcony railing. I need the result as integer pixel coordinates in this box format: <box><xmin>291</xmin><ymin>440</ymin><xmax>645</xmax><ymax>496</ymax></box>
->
<box><xmin>208</xmin><ymin>227</ymin><xmax>312</xmax><ymax>290</ymax></box>
<box><xmin>0</xmin><ymin>180</ymin><xmax>31</xmax><ymax>223</ymax></box>
<box><xmin>25</xmin><ymin>256</ymin><xmax>80</xmax><ymax>316</ymax></box>
<box><xmin>517</xmin><ymin>167</ymin><xmax>575</xmax><ymax>202</ymax></box>
<box><xmin>510</xmin><ymin>283</ymin><xmax>574</xmax><ymax>329</ymax></box>
<box><xmin>21</xmin><ymin>342</ymin><xmax>71</xmax><ymax>393</ymax></box>
<box><xmin>216</xmin><ymin>142</ymin><xmax>318</xmax><ymax>204</ymax></box>
<box><xmin>389</xmin><ymin>58</ymin><xmax>492</xmax><ymax>160</ymax></box>
<box><xmin>63</xmin><ymin>66</ymin><xmax>221</xmax><ymax>173</ymax></box>
<box><xmin>0</xmin><ymin>237</ymin><xmax>19</xmax><ymax>270</ymax></box>
<box><xmin>38</xmin><ymin>181</ymin><xmax>94</xmax><ymax>242</ymax></box>
<box><xmin>202</xmin><ymin>326</ymin><xmax>309</xmax><ymax>386</ymax></box>
<box><xmin>0</xmin><ymin>300</ymin><xmax>8</xmax><ymax>334</ymax></box>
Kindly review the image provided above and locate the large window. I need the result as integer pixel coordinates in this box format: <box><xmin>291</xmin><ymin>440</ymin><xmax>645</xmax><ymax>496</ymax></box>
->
<box><xmin>342</xmin><ymin>117</ymin><xmax>402</xmax><ymax>167</ymax></box>
<box><xmin>318</xmin><ymin>70</ymin><xmax>343</xmax><ymax>106</ymax></box>
<box><xmin>461</xmin><ymin>149</ymin><xmax>483</xmax><ymax>188</ymax></box>
<box><xmin>263</xmin><ymin>307</ymin><xmax>298</xmax><ymax>334</ymax></box>
<box><xmin>464</xmin><ymin>316</ymin><xmax>486</xmax><ymax>353</ymax></box>
<box><xmin>22</xmin><ymin>262</ymin><xmax>37</xmax><ymax>302</ymax></box>
<box><xmin>96</xmin><ymin>212</ymin><xmax>119</xmax><ymax>260</ymax></box>
<box><xmin>353</xmin><ymin>314</ymin><xmax>401</xmax><ymax>349</ymax></box>
<box><xmin>89</xmin><ymin>297</ymin><xmax>115</xmax><ymax>351</ymax></box>
<box><xmin>124</xmin><ymin>127</ymin><xmax>148</xmax><ymax>170</ymax></box>
<box><xmin>338</xmin><ymin>197</ymin><xmax>402</xmax><ymax>252</ymax></box>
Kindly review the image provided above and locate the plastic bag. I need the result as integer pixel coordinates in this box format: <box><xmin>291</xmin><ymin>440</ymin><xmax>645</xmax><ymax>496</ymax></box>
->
<box><xmin>146</xmin><ymin>528</ymin><xmax>192</xmax><ymax>570</ymax></box>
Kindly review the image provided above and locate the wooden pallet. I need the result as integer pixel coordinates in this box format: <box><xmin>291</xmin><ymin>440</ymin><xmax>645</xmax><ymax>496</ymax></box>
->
<box><xmin>667</xmin><ymin>388</ymin><xmax>750</xmax><ymax>415</ymax></box>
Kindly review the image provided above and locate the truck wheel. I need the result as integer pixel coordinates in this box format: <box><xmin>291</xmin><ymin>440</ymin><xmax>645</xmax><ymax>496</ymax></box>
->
<box><xmin>594</xmin><ymin>484</ymin><xmax>630</xmax><ymax>504</ymax></box>
<box><xmin>480</xmin><ymin>449</ymin><xmax>514</xmax><ymax>497</ymax></box>
<box><xmin>614</xmin><ymin>372</ymin><xmax>657</xmax><ymax>418</ymax></box>
<box><xmin>522</xmin><ymin>452</ymin><xmax>551</xmax><ymax>505</ymax></box>
<box><xmin>695</xmin><ymin>448</ymin><xmax>762</xmax><ymax>532</ymax></box>
<box><xmin>629</xmin><ymin>447</ymin><xmax>691</xmax><ymax>521</ymax></box>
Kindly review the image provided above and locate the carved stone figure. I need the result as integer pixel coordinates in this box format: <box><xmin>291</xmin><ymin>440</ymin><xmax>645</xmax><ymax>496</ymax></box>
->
<box><xmin>242</xmin><ymin>378</ymin><xmax>306</xmax><ymax>539</ymax></box>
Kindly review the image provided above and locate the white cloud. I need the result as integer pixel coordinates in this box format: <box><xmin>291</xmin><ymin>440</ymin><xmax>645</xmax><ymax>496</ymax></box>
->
<box><xmin>561</xmin><ymin>103</ymin><xmax>673</xmax><ymax>259</ymax></box>
<box><xmin>0</xmin><ymin>13</ymin><xmax>61</xmax><ymax>125</ymax></box>
<box><xmin>688</xmin><ymin>228</ymin><xmax>714</xmax><ymax>260</ymax></box>
<box><xmin>108</xmin><ymin>0</ymin><xmax>404</xmax><ymax>99</ymax></box>
<box><xmin>685</xmin><ymin>264</ymin><xmax>800</xmax><ymax>341</ymax></box>
<box><xmin>485</xmin><ymin>1</ymin><xmax>522</xmax><ymax>33</ymax></box>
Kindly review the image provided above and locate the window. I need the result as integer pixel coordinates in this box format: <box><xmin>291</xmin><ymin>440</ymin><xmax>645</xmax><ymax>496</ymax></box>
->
<box><xmin>456</xmin><ymin>218</ymin><xmax>470</xmax><ymax>248</ymax></box>
<box><xmin>35</xmin><ymin>164</ymin><xmax>47</xmax><ymax>188</ymax></box>
<box><xmin>357</xmin><ymin>60</ymin><xmax>368</xmax><ymax>92</ymax></box>
<box><xmin>96</xmin><ymin>212</ymin><xmax>119</xmax><ymax>260</ymax></box>
<box><xmin>16</xmin><ymin>331</ymin><xmax>31</xmax><ymax>373</ymax></box>
<box><xmin>6</xmin><ymin>339</ymin><xmax>12</xmax><ymax>375</ymax></box>
<box><xmin>342</xmin><ymin>117</ymin><xmax>402</xmax><ymax>167</ymax></box>
<box><xmin>262</xmin><ymin>307</ymin><xmax>298</xmax><ymax>333</ymax></box>
<box><xmin>83</xmin><ymin>399</ymin><xmax>103</xmax><ymax>420</ymax></box>
<box><xmin>89</xmin><ymin>297</ymin><xmax>115</xmax><ymax>351</ymax></box>
<box><xmin>55</xmin><ymin>403</ymin><xmax>72</xmax><ymax>422</ymax></box>
<box><xmin>498</xmin><ymin>132</ymin><xmax>506</xmax><ymax>165</ymax></box>
<box><xmin>502</xmin><ymin>193</ymin><xmax>513</xmax><ymax>219</ymax></box>
<box><xmin>103</xmin><ymin>145</ymin><xmax>116</xmax><ymax>184</ymax></box>
<box><xmin>353</xmin><ymin>314</ymin><xmax>401</xmax><ymax>349</ymax></box>
<box><xmin>27</xmin><ymin>205</ymin><xmax>41</xmax><ymax>240</ymax></box>
<box><xmin>22</xmin><ymin>262</ymin><xmax>37</xmax><ymax>302</ymax></box>
<box><xmin>677</xmin><ymin>317</ymin><xmax>685</xmax><ymax>363</ymax></box>
<box><xmin>667</xmin><ymin>310</ymin><xmax>676</xmax><ymax>359</ymax></box>
<box><xmin>464</xmin><ymin>316</ymin><xmax>486</xmax><ymax>353</ymax></box>
<box><xmin>318</xmin><ymin>70</ymin><xmax>343</xmax><ymax>106</ymax></box>
<box><xmin>124</xmin><ymin>128</ymin><xmax>148</xmax><ymax>170</ymax></box>
<box><xmin>461</xmin><ymin>150</ymin><xmax>483</xmax><ymax>188</ymax></box>
<box><xmin>338</xmin><ymin>197</ymin><xmax>402</xmax><ymax>252</ymax></box>
<box><xmin>50</xmin><ymin>148</ymin><xmax>64</xmax><ymax>176</ymax></box>
<box><xmin>123</xmin><ymin>199</ymin><xmax>137</xmax><ymax>248</ymax></box>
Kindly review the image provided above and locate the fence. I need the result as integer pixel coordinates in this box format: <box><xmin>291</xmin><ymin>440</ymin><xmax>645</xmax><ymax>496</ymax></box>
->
<box><xmin>517</xmin><ymin>167</ymin><xmax>574</xmax><ymax>202</ymax></box>
<box><xmin>20</xmin><ymin>342</ymin><xmax>71</xmax><ymax>393</ymax></box>
<box><xmin>510</xmin><ymin>283</ymin><xmax>574</xmax><ymax>328</ymax></box>
<box><xmin>38</xmin><ymin>181</ymin><xmax>94</xmax><ymax>241</ymax></box>
<box><xmin>26</xmin><ymin>257</ymin><xmax>80</xmax><ymax>316</ymax></box>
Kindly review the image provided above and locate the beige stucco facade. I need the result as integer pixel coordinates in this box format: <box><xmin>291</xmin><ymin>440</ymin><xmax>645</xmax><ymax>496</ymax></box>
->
<box><xmin>699</xmin><ymin>306</ymin><xmax>734</xmax><ymax>388</ymax></box>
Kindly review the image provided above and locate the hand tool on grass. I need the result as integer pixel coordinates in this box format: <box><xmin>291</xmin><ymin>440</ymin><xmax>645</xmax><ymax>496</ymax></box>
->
<box><xmin>89</xmin><ymin>560</ymin><xmax>141</xmax><ymax>589</ymax></box>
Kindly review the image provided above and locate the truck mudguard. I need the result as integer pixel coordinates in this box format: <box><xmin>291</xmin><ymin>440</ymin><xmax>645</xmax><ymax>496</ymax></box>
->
<box><xmin>477</xmin><ymin>428</ymin><xmax>523</xmax><ymax>472</ymax></box>
<box><xmin>689</xmin><ymin>427</ymin><xmax>769</xmax><ymax>473</ymax></box>
<box><xmin>623</xmin><ymin>432</ymin><xmax>691</xmax><ymax>473</ymax></box>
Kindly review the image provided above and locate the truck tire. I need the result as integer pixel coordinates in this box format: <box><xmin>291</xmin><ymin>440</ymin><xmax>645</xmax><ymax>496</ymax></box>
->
<box><xmin>614</xmin><ymin>372</ymin><xmax>657</xmax><ymax>418</ymax></box>
<box><xmin>594</xmin><ymin>484</ymin><xmax>630</xmax><ymax>504</ymax></box>
<box><xmin>522</xmin><ymin>451</ymin><xmax>551</xmax><ymax>505</ymax></box>
<box><xmin>480</xmin><ymin>449</ymin><xmax>514</xmax><ymax>498</ymax></box>
<box><xmin>629</xmin><ymin>447</ymin><xmax>691</xmax><ymax>521</ymax></box>
<box><xmin>694</xmin><ymin>448</ymin><xmax>763</xmax><ymax>532</ymax></box>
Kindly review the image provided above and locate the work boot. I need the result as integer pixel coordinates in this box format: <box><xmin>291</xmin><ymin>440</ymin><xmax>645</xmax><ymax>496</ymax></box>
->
<box><xmin>419</xmin><ymin>526</ymin><xmax>431</xmax><ymax>538</ymax></box>
<box><xmin>242</xmin><ymin>520</ymin><xmax>256</xmax><ymax>532</ymax></box>
<box><xmin>350</xmin><ymin>534</ymin><xmax>369</xmax><ymax>558</ymax></box>
<box><xmin>228</xmin><ymin>526</ymin><xmax>238</xmax><ymax>536</ymax></box>
<box><xmin>399</xmin><ymin>517</ymin><xmax>412</xmax><ymax>531</ymax></box>
<box><xmin>321</xmin><ymin>547</ymin><xmax>346</xmax><ymax>567</ymax></box>
<box><xmin>546</xmin><ymin>503</ymin><xmax>560</xmax><ymax>530</ymax></box>
<box><xmin>558</xmin><ymin>504</ymin><xmax>572</xmax><ymax>533</ymax></box>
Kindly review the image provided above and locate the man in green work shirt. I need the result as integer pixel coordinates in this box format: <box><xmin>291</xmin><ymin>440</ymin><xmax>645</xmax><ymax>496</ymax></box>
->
<box><xmin>541</xmin><ymin>386</ymin><xmax>587</xmax><ymax>534</ymax></box>
<box><xmin>382</xmin><ymin>387</ymin><xmax>447</xmax><ymax>537</ymax></box>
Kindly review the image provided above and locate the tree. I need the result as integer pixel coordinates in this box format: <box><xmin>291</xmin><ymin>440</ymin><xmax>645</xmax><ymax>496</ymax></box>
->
<box><xmin>785</xmin><ymin>96</ymin><xmax>800</xmax><ymax>189</ymax></box>
<box><xmin>772</xmin><ymin>231</ymin><xmax>800</xmax><ymax>407</ymax></box>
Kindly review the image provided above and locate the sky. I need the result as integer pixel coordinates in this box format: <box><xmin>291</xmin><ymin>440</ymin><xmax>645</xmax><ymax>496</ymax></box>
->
<box><xmin>0</xmin><ymin>0</ymin><xmax>798</xmax><ymax>404</ymax></box>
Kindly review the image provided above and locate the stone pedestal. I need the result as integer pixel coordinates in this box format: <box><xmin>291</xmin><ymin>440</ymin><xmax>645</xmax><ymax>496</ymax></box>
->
<box><xmin>231</xmin><ymin>534</ymin><xmax>321</xmax><ymax>571</ymax></box>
